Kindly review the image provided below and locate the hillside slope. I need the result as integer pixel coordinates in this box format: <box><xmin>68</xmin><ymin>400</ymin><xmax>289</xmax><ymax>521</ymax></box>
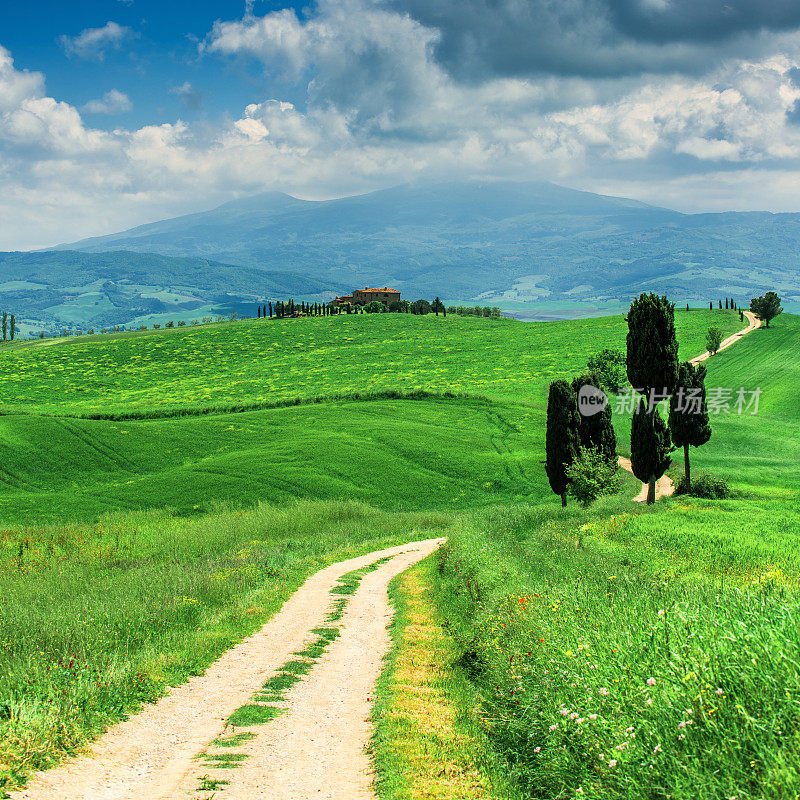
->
<box><xmin>0</xmin><ymin>250</ymin><xmax>338</xmax><ymax>330</ymax></box>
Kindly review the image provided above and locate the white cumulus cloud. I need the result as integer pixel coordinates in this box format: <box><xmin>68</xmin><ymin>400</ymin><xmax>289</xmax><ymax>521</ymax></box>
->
<box><xmin>82</xmin><ymin>89</ymin><xmax>132</xmax><ymax>114</ymax></box>
<box><xmin>60</xmin><ymin>22</ymin><xmax>131</xmax><ymax>61</ymax></box>
<box><xmin>2</xmin><ymin>0</ymin><xmax>800</xmax><ymax>250</ymax></box>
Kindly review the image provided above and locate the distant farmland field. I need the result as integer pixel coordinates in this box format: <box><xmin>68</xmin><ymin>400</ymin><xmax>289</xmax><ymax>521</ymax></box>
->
<box><xmin>0</xmin><ymin>309</ymin><xmax>741</xmax><ymax>416</ymax></box>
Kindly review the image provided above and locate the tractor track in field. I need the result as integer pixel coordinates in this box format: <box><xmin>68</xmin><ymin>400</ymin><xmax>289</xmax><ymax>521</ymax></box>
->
<box><xmin>618</xmin><ymin>311</ymin><xmax>761</xmax><ymax>501</ymax></box>
<box><xmin>11</xmin><ymin>538</ymin><xmax>444</xmax><ymax>800</ymax></box>
<box><xmin>487</xmin><ymin>408</ymin><xmax>527</xmax><ymax>483</ymax></box>
<box><xmin>54</xmin><ymin>418</ymin><xmax>142</xmax><ymax>473</ymax></box>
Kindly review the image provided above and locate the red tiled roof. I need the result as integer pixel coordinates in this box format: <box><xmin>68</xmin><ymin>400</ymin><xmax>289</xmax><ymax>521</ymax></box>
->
<box><xmin>359</xmin><ymin>287</ymin><xmax>400</xmax><ymax>293</ymax></box>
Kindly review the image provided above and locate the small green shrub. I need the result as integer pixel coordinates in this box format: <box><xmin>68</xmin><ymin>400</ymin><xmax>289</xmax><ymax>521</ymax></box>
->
<box><xmin>565</xmin><ymin>448</ymin><xmax>620</xmax><ymax>507</ymax></box>
<box><xmin>706</xmin><ymin>327</ymin><xmax>723</xmax><ymax>354</ymax></box>
<box><xmin>675</xmin><ymin>472</ymin><xmax>731</xmax><ymax>498</ymax></box>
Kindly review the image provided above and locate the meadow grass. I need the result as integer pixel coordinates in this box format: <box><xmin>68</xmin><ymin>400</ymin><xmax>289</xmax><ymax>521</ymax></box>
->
<box><xmin>685</xmin><ymin>313</ymin><xmax>800</xmax><ymax>496</ymax></box>
<box><xmin>0</xmin><ymin>305</ymin><xmax>774</xmax><ymax>795</ymax></box>
<box><xmin>0</xmin><ymin>395</ymin><xmax>544</xmax><ymax>524</ymax></box>
<box><xmin>0</xmin><ymin>499</ymin><xmax>447</xmax><ymax>792</ymax></box>
<box><xmin>0</xmin><ymin>309</ymin><xmax>740</xmax><ymax>416</ymax></box>
<box><xmin>435</xmin><ymin>499</ymin><xmax>800</xmax><ymax>799</ymax></box>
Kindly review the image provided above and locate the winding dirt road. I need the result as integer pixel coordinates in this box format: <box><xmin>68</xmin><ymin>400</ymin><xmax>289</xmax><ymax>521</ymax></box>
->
<box><xmin>11</xmin><ymin>538</ymin><xmax>444</xmax><ymax>800</ymax></box>
<box><xmin>618</xmin><ymin>310</ymin><xmax>761</xmax><ymax>500</ymax></box>
<box><xmin>690</xmin><ymin>310</ymin><xmax>761</xmax><ymax>365</ymax></box>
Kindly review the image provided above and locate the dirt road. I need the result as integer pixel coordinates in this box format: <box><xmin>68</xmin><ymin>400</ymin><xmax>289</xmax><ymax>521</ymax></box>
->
<box><xmin>11</xmin><ymin>538</ymin><xmax>444</xmax><ymax>800</ymax></box>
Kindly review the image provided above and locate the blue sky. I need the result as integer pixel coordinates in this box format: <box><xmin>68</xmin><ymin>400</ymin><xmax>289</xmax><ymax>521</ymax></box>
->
<box><xmin>2</xmin><ymin>0</ymin><xmax>800</xmax><ymax>249</ymax></box>
<box><xmin>2</xmin><ymin>1</ymin><xmax>305</xmax><ymax>128</ymax></box>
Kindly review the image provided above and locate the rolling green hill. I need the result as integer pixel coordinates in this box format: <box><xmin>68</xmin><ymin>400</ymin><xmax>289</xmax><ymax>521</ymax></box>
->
<box><xmin>0</xmin><ymin>308</ymin><xmax>740</xmax><ymax>524</ymax></box>
<box><xmin>1</xmin><ymin>301</ymin><xmax>797</xmax><ymax>797</ymax></box>
<box><xmin>0</xmin><ymin>308</ymin><xmax>740</xmax><ymax>417</ymax></box>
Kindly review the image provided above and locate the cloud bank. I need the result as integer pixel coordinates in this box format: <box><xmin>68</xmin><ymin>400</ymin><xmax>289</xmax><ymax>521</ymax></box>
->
<box><xmin>2</xmin><ymin>0</ymin><xmax>800</xmax><ymax>249</ymax></box>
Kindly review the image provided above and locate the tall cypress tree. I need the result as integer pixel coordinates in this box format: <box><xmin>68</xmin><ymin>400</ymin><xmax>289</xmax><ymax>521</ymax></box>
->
<box><xmin>669</xmin><ymin>361</ymin><xmax>711</xmax><ymax>489</ymax></box>
<box><xmin>2</xmin><ymin>311</ymin><xmax>6</xmax><ymax>341</ymax></box>
<box><xmin>9</xmin><ymin>315</ymin><xmax>14</xmax><ymax>341</ymax></box>
<box><xmin>626</xmin><ymin>293</ymin><xmax>678</xmax><ymax>504</ymax></box>
<box><xmin>571</xmin><ymin>373</ymin><xmax>617</xmax><ymax>466</ymax></box>
<box><xmin>545</xmin><ymin>379</ymin><xmax>581</xmax><ymax>507</ymax></box>
<box><xmin>631</xmin><ymin>401</ymin><xmax>672</xmax><ymax>500</ymax></box>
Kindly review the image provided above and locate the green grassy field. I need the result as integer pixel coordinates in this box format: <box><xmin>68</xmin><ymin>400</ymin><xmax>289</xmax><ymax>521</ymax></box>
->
<box><xmin>430</xmin><ymin>311</ymin><xmax>800</xmax><ymax>799</ymax></box>
<box><xmin>685</xmin><ymin>314</ymin><xmax>800</xmax><ymax>496</ymax></box>
<box><xmin>0</xmin><ymin>304</ymin><xmax>793</xmax><ymax>798</ymax></box>
<box><xmin>0</xmin><ymin>396</ymin><xmax>544</xmax><ymax>523</ymax></box>
<box><xmin>0</xmin><ymin>308</ymin><xmax>741</xmax><ymax>525</ymax></box>
<box><xmin>436</xmin><ymin>497</ymin><xmax>800</xmax><ymax>800</ymax></box>
<box><xmin>0</xmin><ymin>309</ymin><xmax>739</xmax><ymax>416</ymax></box>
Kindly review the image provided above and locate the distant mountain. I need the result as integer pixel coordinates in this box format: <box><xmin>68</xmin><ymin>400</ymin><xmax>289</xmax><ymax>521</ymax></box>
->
<box><xmin>0</xmin><ymin>250</ymin><xmax>338</xmax><ymax>331</ymax></box>
<box><xmin>51</xmin><ymin>181</ymin><xmax>800</xmax><ymax>307</ymax></box>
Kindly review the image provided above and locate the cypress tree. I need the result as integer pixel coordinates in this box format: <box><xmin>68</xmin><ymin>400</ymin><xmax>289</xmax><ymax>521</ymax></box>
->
<box><xmin>2</xmin><ymin>311</ymin><xmax>6</xmax><ymax>341</ymax></box>
<box><xmin>669</xmin><ymin>361</ymin><xmax>711</xmax><ymax>489</ymax></box>
<box><xmin>626</xmin><ymin>293</ymin><xmax>678</xmax><ymax>504</ymax></box>
<box><xmin>686</xmin><ymin>303</ymin><xmax>689</xmax><ymax>311</ymax></box>
<box><xmin>725</xmin><ymin>298</ymin><xmax>728</xmax><ymax>309</ymax></box>
<box><xmin>9</xmin><ymin>315</ymin><xmax>14</xmax><ymax>341</ymax></box>
<box><xmin>709</xmin><ymin>301</ymin><xmax>713</xmax><ymax>310</ymax></box>
<box><xmin>571</xmin><ymin>373</ymin><xmax>617</xmax><ymax>466</ymax></box>
<box><xmin>718</xmin><ymin>300</ymin><xmax>722</xmax><ymax>309</ymax></box>
<box><xmin>269</xmin><ymin>302</ymin><xmax>273</xmax><ymax>318</ymax></box>
<box><xmin>545</xmin><ymin>379</ymin><xmax>581</xmax><ymax>507</ymax></box>
<box><xmin>631</xmin><ymin>401</ymin><xmax>672</xmax><ymax>500</ymax></box>
<box><xmin>258</xmin><ymin>306</ymin><xmax>261</xmax><ymax>319</ymax></box>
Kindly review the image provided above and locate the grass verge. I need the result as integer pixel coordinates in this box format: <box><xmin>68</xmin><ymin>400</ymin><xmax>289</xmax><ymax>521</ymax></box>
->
<box><xmin>372</xmin><ymin>552</ymin><xmax>503</xmax><ymax>800</ymax></box>
<box><xmin>435</xmin><ymin>500</ymin><xmax>800</xmax><ymax>800</ymax></box>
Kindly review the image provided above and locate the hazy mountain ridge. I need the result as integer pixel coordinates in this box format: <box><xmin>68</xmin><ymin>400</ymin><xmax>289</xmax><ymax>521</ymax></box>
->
<box><xmin>53</xmin><ymin>181</ymin><xmax>800</xmax><ymax>304</ymax></box>
<box><xmin>3</xmin><ymin>181</ymin><xmax>798</xmax><ymax>329</ymax></box>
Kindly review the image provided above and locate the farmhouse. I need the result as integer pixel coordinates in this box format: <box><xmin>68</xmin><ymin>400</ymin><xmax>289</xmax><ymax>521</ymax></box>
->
<box><xmin>332</xmin><ymin>287</ymin><xmax>401</xmax><ymax>307</ymax></box>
